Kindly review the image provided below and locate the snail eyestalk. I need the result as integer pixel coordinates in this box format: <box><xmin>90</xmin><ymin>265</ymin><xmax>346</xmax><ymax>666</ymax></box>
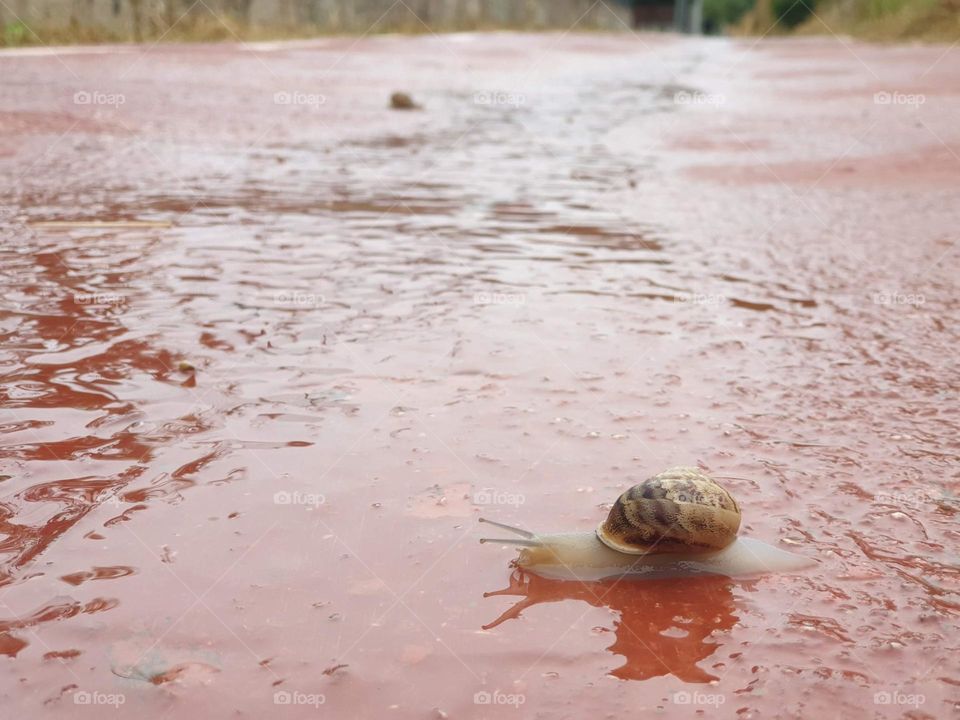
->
<box><xmin>479</xmin><ymin>537</ymin><xmax>542</xmax><ymax>547</ymax></box>
<box><xmin>478</xmin><ymin>517</ymin><xmax>535</xmax><ymax>538</ymax></box>
<box><xmin>478</xmin><ymin>518</ymin><xmax>542</xmax><ymax>547</ymax></box>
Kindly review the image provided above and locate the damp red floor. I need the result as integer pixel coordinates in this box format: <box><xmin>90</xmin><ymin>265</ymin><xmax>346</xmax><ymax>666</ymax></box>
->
<box><xmin>0</xmin><ymin>31</ymin><xmax>958</xmax><ymax>719</ymax></box>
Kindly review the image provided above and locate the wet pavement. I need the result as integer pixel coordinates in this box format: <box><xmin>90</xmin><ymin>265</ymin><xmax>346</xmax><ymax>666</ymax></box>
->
<box><xmin>0</xmin><ymin>31</ymin><xmax>958</xmax><ymax>719</ymax></box>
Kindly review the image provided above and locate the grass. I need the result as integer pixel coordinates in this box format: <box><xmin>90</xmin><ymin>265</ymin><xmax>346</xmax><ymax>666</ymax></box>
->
<box><xmin>0</xmin><ymin>5</ymin><xmax>630</xmax><ymax>49</ymax></box>
<box><xmin>4</xmin><ymin>2</ymin><xmax>957</xmax><ymax>47</ymax></box>
<box><xmin>1</xmin><ymin>16</ymin><xmax>320</xmax><ymax>48</ymax></box>
<box><xmin>0</xmin><ymin>21</ymin><xmax>627</xmax><ymax>48</ymax></box>
<box><xmin>801</xmin><ymin>0</ymin><xmax>960</xmax><ymax>40</ymax></box>
<box><xmin>736</xmin><ymin>0</ymin><xmax>960</xmax><ymax>40</ymax></box>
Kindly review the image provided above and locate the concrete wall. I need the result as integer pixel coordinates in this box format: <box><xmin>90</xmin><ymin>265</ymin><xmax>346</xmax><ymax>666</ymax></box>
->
<box><xmin>0</xmin><ymin>0</ymin><xmax>634</xmax><ymax>40</ymax></box>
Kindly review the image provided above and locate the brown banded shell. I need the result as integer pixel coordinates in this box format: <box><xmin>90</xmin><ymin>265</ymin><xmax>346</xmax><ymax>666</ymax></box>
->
<box><xmin>596</xmin><ymin>467</ymin><xmax>741</xmax><ymax>555</ymax></box>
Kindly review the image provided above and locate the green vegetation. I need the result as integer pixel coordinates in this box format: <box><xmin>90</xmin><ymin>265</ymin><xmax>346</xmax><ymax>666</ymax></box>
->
<box><xmin>703</xmin><ymin>0</ymin><xmax>755</xmax><ymax>33</ymax></box>
<box><xmin>739</xmin><ymin>0</ymin><xmax>960</xmax><ymax>39</ymax></box>
<box><xmin>797</xmin><ymin>0</ymin><xmax>960</xmax><ymax>40</ymax></box>
<box><xmin>0</xmin><ymin>14</ymin><xmax>250</xmax><ymax>47</ymax></box>
<box><xmin>1</xmin><ymin>0</ymin><xmax>956</xmax><ymax>46</ymax></box>
<box><xmin>772</xmin><ymin>0</ymin><xmax>815</xmax><ymax>27</ymax></box>
<box><xmin>3</xmin><ymin>21</ymin><xmax>29</xmax><ymax>46</ymax></box>
<box><xmin>0</xmin><ymin>0</ymin><xmax>628</xmax><ymax>48</ymax></box>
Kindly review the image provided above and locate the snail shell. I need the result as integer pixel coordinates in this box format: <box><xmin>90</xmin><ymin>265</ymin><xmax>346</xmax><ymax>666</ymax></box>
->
<box><xmin>597</xmin><ymin>467</ymin><xmax>741</xmax><ymax>554</ymax></box>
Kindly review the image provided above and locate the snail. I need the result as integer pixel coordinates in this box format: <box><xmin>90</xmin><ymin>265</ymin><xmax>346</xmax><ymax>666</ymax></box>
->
<box><xmin>479</xmin><ymin>467</ymin><xmax>814</xmax><ymax>581</ymax></box>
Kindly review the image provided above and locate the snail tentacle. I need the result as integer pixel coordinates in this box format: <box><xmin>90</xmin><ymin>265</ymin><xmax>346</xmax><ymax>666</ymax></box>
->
<box><xmin>478</xmin><ymin>537</ymin><xmax>542</xmax><ymax>547</ymax></box>
<box><xmin>478</xmin><ymin>517</ymin><xmax>536</xmax><ymax>538</ymax></box>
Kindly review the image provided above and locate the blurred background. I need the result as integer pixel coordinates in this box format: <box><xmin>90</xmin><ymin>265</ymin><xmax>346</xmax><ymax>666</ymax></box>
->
<box><xmin>2</xmin><ymin>0</ymin><xmax>958</xmax><ymax>45</ymax></box>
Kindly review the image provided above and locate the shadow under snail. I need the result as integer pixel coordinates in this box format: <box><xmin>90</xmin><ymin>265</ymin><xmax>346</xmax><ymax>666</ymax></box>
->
<box><xmin>479</xmin><ymin>467</ymin><xmax>815</xmax><ymax>581</ymax></box>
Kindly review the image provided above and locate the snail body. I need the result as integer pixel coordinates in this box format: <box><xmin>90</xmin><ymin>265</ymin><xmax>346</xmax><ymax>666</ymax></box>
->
<box><xmin>480</xmin><ymin>467</ymin><xmax>813</xmax><ymax>581</ymax></box>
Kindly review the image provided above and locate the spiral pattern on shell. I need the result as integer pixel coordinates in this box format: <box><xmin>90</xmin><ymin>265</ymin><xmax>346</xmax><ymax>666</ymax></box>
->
<box><xmin>596</xmin><ymin>467</ymin><xmax>741</xmax><ymax>555</ymax></box>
